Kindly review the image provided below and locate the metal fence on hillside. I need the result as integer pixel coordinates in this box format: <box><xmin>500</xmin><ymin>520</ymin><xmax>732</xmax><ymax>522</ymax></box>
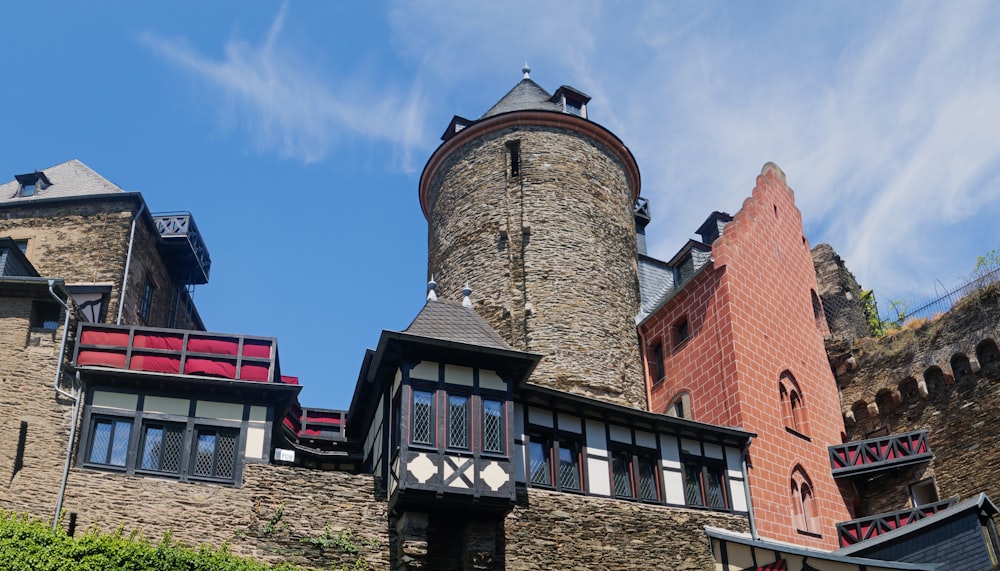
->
<box><xmin>885</xmin><ymin>266</ymin><xmax>1000</xmax><ymax>327</ymax></box>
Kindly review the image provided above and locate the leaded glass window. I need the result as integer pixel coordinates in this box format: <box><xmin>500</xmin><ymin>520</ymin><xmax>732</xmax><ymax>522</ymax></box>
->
<box><xmin>482</xmin><ymin>399</ymin><xmax>504</xmax><ymax>453</ymax></box>
<box><xmin>612</xmin><ymin>450</ymin><xmax>633</xmax><ymax>498</ymax></box>
<box><xmin>683</xmin><ymin>459</ymin><xmax>729</xmax><ymax>510</ymax></box>
<box><xmin>528</xmin><ymin>439</ymin><xmax>551</xmax><ymax>486</ymax></box>
<box><xmin>705</xmin><ymin>465</ymin><xmax>727</xmax><ymax>508</ymax></box>
<box><xmin>192</xmin><ymin>427</ymin><xmax>238</xmax><ymax>479</ymax></box>
<box><xmin>88</xmin><ymin>418</ymin><xmax>132</xmax><ymax>467</ymax></box>
<box><xmin>684</xmin><ymin>462</ymin><xmax>704</xmax><ymax>506</ymax></box>
<box><xmin>448</xmin><ymin>394</ymin><xmax>469</xmax><ymax>449</ymax></box>
<box><xmin>637</xmin><ymin>455</ymin><xmax>659</xmax><ymax>501</ymax></box>
<box><xmin>411</xmin><ymin>390</ymin><xmax>433</xmax><ymax>445</ymax></box>
<box><xmin>139</xmin><ymin>423</ymin><xmax>184</xmax><ymax>473</ymax></box>
<box><xmin>558</xmin><ymin>443</ymin><xmax>581</xmax><ymax>491</ymax></box>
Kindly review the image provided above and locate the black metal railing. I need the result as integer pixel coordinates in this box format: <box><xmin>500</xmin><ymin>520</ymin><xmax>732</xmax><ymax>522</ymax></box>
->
<box><xmin>829</xmin><ymin>430</ymin><xmax>933</xmax><ymax>478</ymax></box>
<box><xmin>836</xmin><ymin>499</ymin><xmax>955</xmax><ymax>547</ymax></box>
<box><xmin>153</xmin><ymin>212</ymin><xmax>212</xmax><ymax>284</ymax></box>
<box><xmin>885</xmin><ymin>266</ymin><xmax>1000</xmax><ymax>328</ymax></box>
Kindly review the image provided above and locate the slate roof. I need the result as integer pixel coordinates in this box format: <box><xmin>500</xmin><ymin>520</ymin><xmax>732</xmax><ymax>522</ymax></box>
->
<box><xmin>403</xmin><ymin>300</ymin><xmax>514</xmax><ymax>352</ymax></box>
<box><xmin>637</xmin><ymin>255</ymin><xmax>675</xmax><ymax>316</ymax></box>
<box><xmin>481</xmin><ymin>78</ymin><xmax>564</xmax><ymax>119</ymax></box>
<box><xmin>0</xmin><ymin>159</ymin><xmax>125</xmax><ymax>204</ymax></box>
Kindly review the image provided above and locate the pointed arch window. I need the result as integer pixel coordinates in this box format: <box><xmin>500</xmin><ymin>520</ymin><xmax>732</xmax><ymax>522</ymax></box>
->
<box><xmin>779</xmin><ymin>371</ymin><xmax>809</xmax><ymax>439</ymax></box>
<box><xmin>791</xmin><ymin>466</ymin><xmax>820</xmax><ymax>535</ymax></box>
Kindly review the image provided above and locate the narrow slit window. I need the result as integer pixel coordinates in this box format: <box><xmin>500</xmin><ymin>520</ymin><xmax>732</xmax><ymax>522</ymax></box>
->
<box><xmin>506</xmin><ymin>140</ymin><xmax>521</xmax><ymax>177</ymax></box>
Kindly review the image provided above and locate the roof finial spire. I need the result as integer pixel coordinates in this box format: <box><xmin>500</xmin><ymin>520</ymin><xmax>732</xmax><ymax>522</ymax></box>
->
<box><xmin>522</xmin><ymin>62</ymin><xmax>531</xmax><ymax>80</ymax></box>
<box><xmin>427</xmin><ymin>275</ymin><xmax>438</xmax><ymax>302</ymax></box>
<box><xmin>462</xmin><ymin>281</ymin><xmax>473</xmax><ymax>308</ymax></box>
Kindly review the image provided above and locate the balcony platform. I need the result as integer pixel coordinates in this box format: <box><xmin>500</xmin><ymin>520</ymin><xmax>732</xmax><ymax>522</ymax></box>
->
<box><xmin>153</xmin><ymin>212</ymin><xmax>212</xmax><ymax>285</ymax></box>
<box><xmin>829</xmin><ymin>430</ymin><xmax>933</xmax><ymax>478</ymax></box>
<box><xmin>73</xmin><ymin>323</ymin><xmax>293</xmax><ymax>386</ymax></box>
<box><xmin>836</xmin><ymin>499</ymin><xmax>956</xmax><ymax>547</ymax></box>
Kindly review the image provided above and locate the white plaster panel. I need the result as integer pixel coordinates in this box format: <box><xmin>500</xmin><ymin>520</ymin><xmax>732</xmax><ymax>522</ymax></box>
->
<box><xmin>245</xmin><ymin>427</ymin><xmax>265</xmax><ymax>459</ymax></box>
<box><xmin>729</xmin><ymin>479</ymin><xmax>748</xmax><ymax>512</ymax></box>
<box><xmin>195</xmin><ymin>401</ymin><xmax>242</xmax><ymax>421</ymax></box>
<box><xmin>660</xmin><ymin>436</ymin><xmax>681</xmax><ymax>469</ymax></box>
<box><xmin>725</xmin><ymin>446</ymin><xmax>742</xmax><ymax>474</ymax></box>
<box><xmin>528</xmin><ymin>406</ymin><xmax>553</xmax><ymax>428</ymax></box>
<box><xmin>145</xmin><ymin>396</ymin><xmax>190</xmax><ymax>416</ymax></box>
<box><xmin>557</xmin><ymin>413</ymin><xmax>581</xmax><ymax>433</ymax></box>
<box><xmin>608</xmin><ymin>425</ymin><xmax>631</xmax><ymax>444</ymax></box>
<box><xmin>513</xmin><ymin>404</ymin><xmax>525</xmax><ymax>436</ymax></box>
<box><xmin>663</xmin><ymin>469</ymin><xmax>685</xmax><ymax>505</ymax></box>
<box><xmin>634</xmin><ymin>429</ymin><xmax>656</xmax><ymax>449</ymax></box>
<box><xmin>587</xmin><ymin>457</ymin><xmax>611</xmax><ymax>495</ymax></box>
<box><xmin>680</xmin><ymin>438</ymin><xmax>701</xmax><ymax>455</ymax></box>
<box><xmin>479</xmin><ymin>370</ymin><xmax>506</xmax><ymax>391</ymax></box>
<box><xmin>704</xmin><ymin>442</ymin><xmax>724</xmax><ymax>460</ymax></box>
<box><xmin>514</xmin><ymin>443</ymin><xmax>526</xmax><ymax>482</ymax></box>
<box><xmin>92</xmin><ymin>391</ymin><xmax>138</xmax><ymax>411</ymax></box>
<box><xmin>410</xmin><ymin>361</ymin><xmax>439</xmax><ymax>382</ymax></box>
<box><xmin>390</xmin><ymin>457</ymin><xmax>399</xmax><ymax>496</ymax></box>
<box><xmin>444</xmin><ymin>364</ymin><xmax>474</xmax><ymax>387</ymax></box>
<box><xmin>249</xmin><ymin>405</ymin><xmax>267</xmax><ymax>422</ymax></box>
<box><xmin>585</xmin><ymin>420</ymin><xmax>607</xmax><ymax>455</ymax></box>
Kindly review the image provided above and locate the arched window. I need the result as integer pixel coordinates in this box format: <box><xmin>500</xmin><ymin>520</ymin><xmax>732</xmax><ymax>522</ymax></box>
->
<box><xmin>779</xmin><ymin>371</ymin><xmax>808</xmax><ymax>437</ymax></box>
<box><xmin>810</xmin><ymin>289</ymin><xmax>825</xmax><ymax>331</ymax></box>
<box><xmin>666</xmin><ymin>391</ymin><xmax>692</xmax><ymax>420</ymax></box>
<box><xmin>791</xmin><ymin>466</ymin><xmax>819</xmax><ymax>534</ymax></box>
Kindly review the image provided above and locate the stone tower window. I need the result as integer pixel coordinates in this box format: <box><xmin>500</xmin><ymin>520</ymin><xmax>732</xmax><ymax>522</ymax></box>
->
<box><xmin>31</xmin><ymin>301</ymin><xmax>62</xmax><ymax>331</ymax></box>
<box><xmin>506</xmin><ymin>140</ymin><xmax>521</xmax><ymax>177</ymax></box>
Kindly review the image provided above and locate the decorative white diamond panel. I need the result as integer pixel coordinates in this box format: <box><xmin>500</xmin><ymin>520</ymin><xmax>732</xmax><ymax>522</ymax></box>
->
<box><xmin>480</xmin><ymin>461</ymin><xmax>508</xmax><ymax>492</ymax></box>
<box><xmin>408</xmin><ymin>452</ymin><xmax>436</xmax><ymax>484</ymax></box>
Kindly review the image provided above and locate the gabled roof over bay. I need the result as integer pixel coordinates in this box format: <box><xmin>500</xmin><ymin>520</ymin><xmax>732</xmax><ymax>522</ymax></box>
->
<box><xmin>403</xmin><ymin>300</ymin><xmax>514</xmax><ymax>351</ymax></box>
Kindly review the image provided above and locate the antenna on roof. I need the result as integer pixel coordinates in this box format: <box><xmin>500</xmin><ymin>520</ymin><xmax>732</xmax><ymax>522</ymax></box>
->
<box><xmin>427</xmin><ymin>275</ymin><xmax>438</xmax><ymax>302</ymax></box>
<box><xmin>462</xmin><ymin>282</ymin><xmax>473</xmax><ymax>308</ymax></box>
<box><xmin>522</xmin><ymin>62</ymin><xmax>531</xmax><ymax>80</ymax></box>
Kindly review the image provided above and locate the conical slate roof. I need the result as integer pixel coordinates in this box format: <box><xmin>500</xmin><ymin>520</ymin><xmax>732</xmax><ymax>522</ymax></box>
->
<box><xmin>481</xmin><ymin>78</ymin><xmax>563</xmax><ymax>119</ymax></box>
<box><xmin>403</xmin><ymin>300</ymin><xmax>514</xmax><ymax>352</ymax></box>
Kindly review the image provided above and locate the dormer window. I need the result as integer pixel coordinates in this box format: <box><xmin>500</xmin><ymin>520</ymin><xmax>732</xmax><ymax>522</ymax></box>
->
<box><xmin>552</xmin><ymin>86</ymin><xmax>591</xmax><ymax>119</ymax></box>
<box><xmin>564</xmin><ymin>96</ymin><xmax>583</xmax><ymax>116</ymax></box>
<box><xmin>14</xmin><ymin>171</ymin><xmax>51</xmax><ymax>198</ymax></box>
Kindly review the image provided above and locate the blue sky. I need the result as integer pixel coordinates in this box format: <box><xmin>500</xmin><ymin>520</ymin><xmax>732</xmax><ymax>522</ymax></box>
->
<box><xmin>3</xmin><ymin>2</ymin><xmax>999</xmax><ymax>409</ymax></box>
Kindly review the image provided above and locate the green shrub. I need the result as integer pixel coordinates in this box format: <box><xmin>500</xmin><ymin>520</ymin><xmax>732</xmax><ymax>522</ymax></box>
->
<box><xmin>0</xmin><ymin>511</ymin><xmax>304</xmax><ymax>571</ymax></box>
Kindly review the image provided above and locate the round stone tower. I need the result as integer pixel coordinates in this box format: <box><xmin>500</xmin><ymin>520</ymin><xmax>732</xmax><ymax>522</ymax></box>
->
<box><xmin>418</xmin><ymin>68</ymin><xmax>646</xmax><ymax>409</ymax></box>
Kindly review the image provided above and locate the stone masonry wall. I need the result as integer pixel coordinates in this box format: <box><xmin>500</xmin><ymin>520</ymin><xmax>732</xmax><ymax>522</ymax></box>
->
<box><xmin>811</xmin><ymin>243</ymin><xmax>869</xmax><ymax>342</ymax></box>
<box><xmin>505</xmin><ymin>488</ymin><xmax>749</xmax><ymax>571</ymax></box>
<box><xmin>0</xmin><ymin>293</ymin><xmax>76</xmax><ymax>522</ymax></box>
<box><xmin>0</xmin><ymin>197</ymin><xmax>189</xmax><ymax>329</ymax></box>
<box><xmin>426</xmin><ymin>124</ymin><xmax>646</xmax><ymax>409</ymax></box>
<box><xmin>62</xmin><ymin>465</ymin><xmax>391</xmax><ymax>570</ymax></box>
<box><xmin>832</xmin><ymin>281</ymin><xmax>1000</xmax><ymax>519</ymax></box>
<box><xmin>0</xmin><ymin>198</ymin><xmax>134</xmax><ymax>322</ymax></box>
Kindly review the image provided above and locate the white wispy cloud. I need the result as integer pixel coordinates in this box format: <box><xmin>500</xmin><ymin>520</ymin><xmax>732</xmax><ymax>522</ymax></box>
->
<box><xmin>388</xmin><ymin>0</ymin><xmax>1000</xmax><ymax>308</ymax></box>
<box><xmin>140</xmin><ymin>3</ymin><xmax>430</xmax><ymax>169</ymax></box>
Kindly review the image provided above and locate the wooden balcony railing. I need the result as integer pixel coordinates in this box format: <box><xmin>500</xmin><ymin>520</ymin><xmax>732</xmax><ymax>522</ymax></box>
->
<box><xmin>829</xmin><ymin>429</ymin><xmax>933</xmax><ymax>478</ymax></box>
<box><xmin>836</xmin><ymin>499</ymin><xmax>955</xmax><ymax>547</ymax></box>
<box><xmin>73</xmin><ymin>323</ymin><xmax>297</xmax><ymax>386</ymax></box>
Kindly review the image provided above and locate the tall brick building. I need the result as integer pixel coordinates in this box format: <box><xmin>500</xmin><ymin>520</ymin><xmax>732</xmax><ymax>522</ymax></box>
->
<box><xmin>0</xmin><ymin>71</ymin><xmax>997</xmax><ymax>571</ymax></box>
